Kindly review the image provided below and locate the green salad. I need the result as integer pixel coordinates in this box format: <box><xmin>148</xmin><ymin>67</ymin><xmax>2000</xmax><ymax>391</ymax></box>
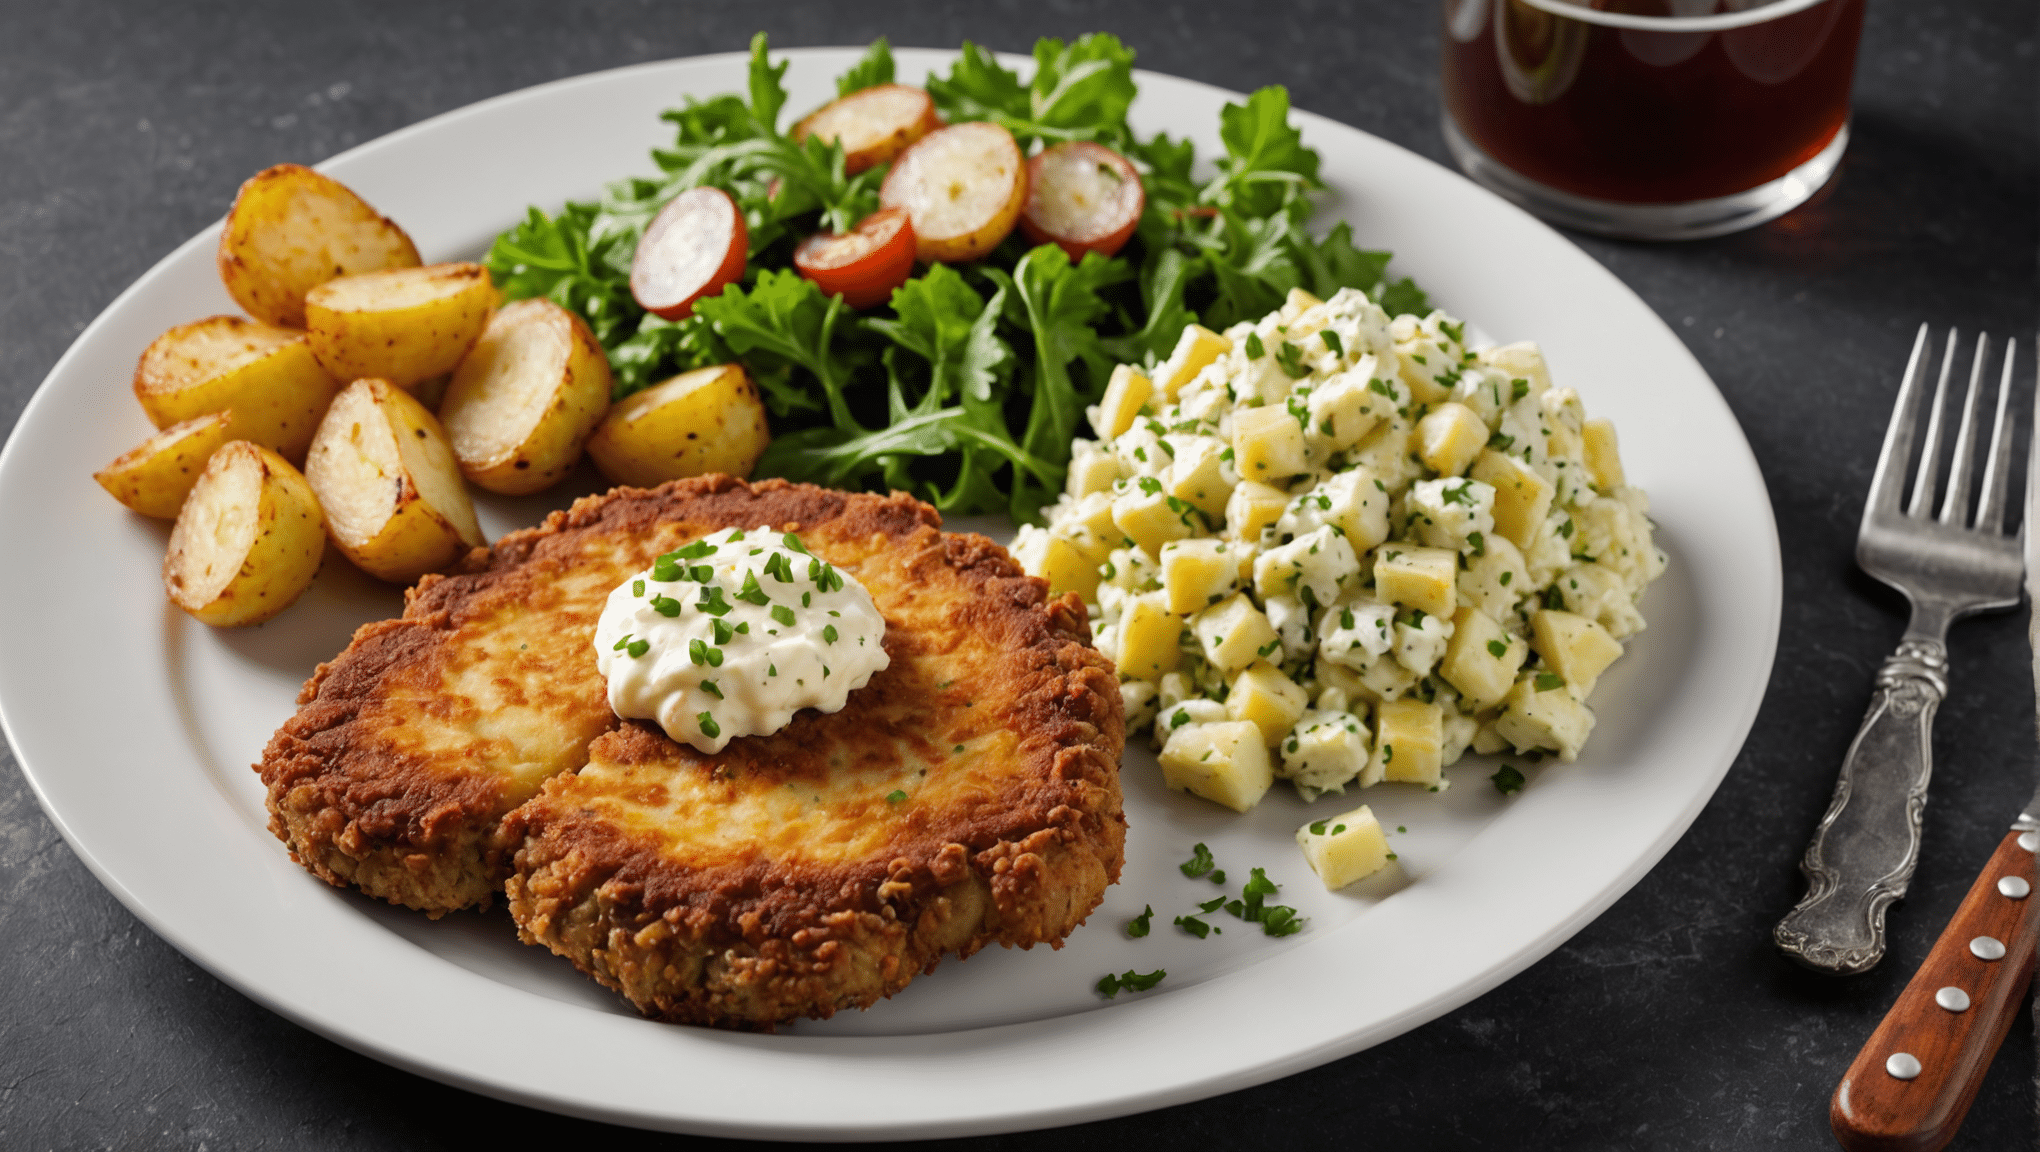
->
<box><xmin>484</xmin><ymin>33</ymin><xmax>1427</xmax><ymax>523</ymax></box>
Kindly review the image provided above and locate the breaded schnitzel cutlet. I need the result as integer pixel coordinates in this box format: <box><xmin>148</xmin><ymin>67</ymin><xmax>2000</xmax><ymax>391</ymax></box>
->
<box><xmin>503</xmin><ymin>508</ymin><xmax>1125</xmax><ymax>1028</ymax></box>
<box><xmin>257</xmin><ymin>477</ymin><xmax>1125</xmax><ymax>1027</ymax></box>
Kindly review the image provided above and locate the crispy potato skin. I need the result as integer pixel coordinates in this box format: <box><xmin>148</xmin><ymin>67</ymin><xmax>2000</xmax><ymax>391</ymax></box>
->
<box><xmin>585</xmin><ymin>364</ymin><xmax>768</xmax><ymax>489</ymax></box>
<box><xmin>502</xmin><ymin>484</ymin><xmax>1125</xmax><ymax>1030</ymax></box>
<box><xmin>132</xmin><ymin>316</ymin><xmax>343</xmax><ymax>464</ymax></box>
<box><xmin>303</xmin><ymin>262</ymin><xmax>496</xmax><ymax>389</ymax></box>
<box><xmin>218</xmin><ymin>164</ymin><xmax>421</xmax><ymax>329</ymax></box>
<box><xmin>259</xmin><ymin>478</ymin><xmax>1126</xmax><ymax>1022</ymax></box>
<box><xmin>95</xmin><ymin>411</ymin><xmax>236</xmax><ymax>518</ymax></box>
<box><xmin>441</xmin><ymin>299</ymin><xmax>612</xmax><ymax>495</ymax></box>
<box><xmin>164</xmin><ymin>440</ymin><xmax>326</xmax><ymax>627</ymax></box>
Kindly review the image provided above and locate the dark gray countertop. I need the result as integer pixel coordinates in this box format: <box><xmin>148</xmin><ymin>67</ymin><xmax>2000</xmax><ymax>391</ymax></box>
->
<box><xmin>3</xmin><ymin>1</ymin><xmax>2035</xmax><ymax>1148</ymax></box>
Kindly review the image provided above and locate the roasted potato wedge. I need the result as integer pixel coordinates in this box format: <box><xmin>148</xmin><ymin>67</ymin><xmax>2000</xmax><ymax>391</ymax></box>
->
<box><xmin>217</xmin><ymin>163</ymin><xmax>421</xmax><ymax>329</ymax></box>
<box><xmin>879</xmin><ymin>122</ymin><xmax>1027</xmax><ymax>264</ymax></box>
<box><xmin>95</xmin><ymin>411</ymin><xmax>236</xmax><ymax>518</ymax></box>
<box><xmin>585</xmin><ymin>363</ymin><xmax>769</xmax><ymax>489</ymax></box>
<box><xmin>133</xmin><ymin>315</ymin><xmax>343</xmax><ymax>464</ymax></box>
<box><xmin>303</xmin><ymin>262</ymin><xmax>496</xmax><ymax>389</ymax></box>
<box><xmin>305</xmin><ymin>378</ymin><xmax>485</xmax><ymax>584</ymax></box>
<box><xmin>440</xmin><ymin>299</ymin><xmax>612</xmax><ymax>495</ymax></box>
<box><xmin>164</xmin><ymin>440</ymin><xmax>325</xmax><ymax>627</ymax></box>
<box><xmin>792</xmin><ymin>84</ymin><xmax>941</xmax><ymax>174</ymax></box>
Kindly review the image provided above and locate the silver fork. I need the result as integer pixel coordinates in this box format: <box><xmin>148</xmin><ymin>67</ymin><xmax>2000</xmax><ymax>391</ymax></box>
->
<box><xmin>1775</xmin><ymin>325</ymin><xmax>2027</xmax><ymax>976</ymax></box>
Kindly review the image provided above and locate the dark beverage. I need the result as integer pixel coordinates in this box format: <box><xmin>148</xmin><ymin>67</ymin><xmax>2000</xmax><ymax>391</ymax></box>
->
<box><xmin>1441</xmin><ymin>0</ymin><xmax>1865</xmax><ymax>212</ymax></box>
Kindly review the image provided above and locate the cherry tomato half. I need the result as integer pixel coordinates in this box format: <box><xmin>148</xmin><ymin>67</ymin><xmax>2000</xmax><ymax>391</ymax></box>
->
<box><xmin>792</xmin><ymin>208</ymin><xmax>917</xmax><ymax>310</ymax></box>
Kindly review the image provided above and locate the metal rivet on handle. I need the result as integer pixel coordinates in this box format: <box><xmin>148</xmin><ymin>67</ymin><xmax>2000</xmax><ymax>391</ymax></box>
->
<box><xmin>1999</xmin><ymin>875</ymin><xmax>2031</xmax><ymax>899</ymax></box>
<box><xmin>1970</xmin><ymin>935</ymin><xmax>2007</xmax><ymax>961</ymax></box>
<box><xmin>1886</xmin><ymin>1052</ymin><xmax>1923</xmax><ymax>1080</ymax></box>
<box><xmin>1935</xmin><ymin>986</ymin><xmax>1971</xmax><ymax>1012</ymax></box>
<box><xmin>2019</xmin><ymin>831</ymin><xmax>2038</xmax><ymax>853</ymax></box>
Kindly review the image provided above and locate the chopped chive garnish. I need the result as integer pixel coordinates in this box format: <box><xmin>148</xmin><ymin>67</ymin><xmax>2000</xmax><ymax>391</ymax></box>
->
<box><xmin>612</xmin><ymin>634</ymin><xmax>632</xmax><ymax>651</ymax></box>
<box><xmin>822</xmin><ymin>625</ymin><xmax>838</xmax><ymax>644</ymax></box>
<box><xmin>688</xmin><ymin>638</ymin><xmax>709</xmax><ymax>666</ymax></box>
<box><xmin>1321</xmin><ymin>330</ymin><xmax>1343</xmax><ymax>356</ymax></box>
<box><xmin>697</xmin><ymin>585</ymin><xmax>733</xmax><ymax>616</ymax></box>
<box><xmin>885</xmin><ymin>789</ymin><xmax>907</xmax><ymax>803</ymax></box>
<box><xmin>697</xmin><ymin>712</ymin><xmax>720</xmax><ymax>738</ymax></box>
<box><xmin>1492</xmin><ymin>764</ymin><xmax>1525</xmax><ymax>795</ymax></box>
<box><xmin>781</xmin><ymin>533</ymin><xmax>810</xmax><ymax>555</ymax></box>
<box><xmin>701</xmin><ymin>679</ymin><xmax>723</xmax><ymax>699</ymax></box>
<box><xmin>1535</xmin><ymin>671</ymin><xmax>1564</xmax><ymax>691</ymax></box>
<box><xmin>736</xmin><ymin>571</ymin><xmax>771</xmax><ymax>605</ymax></box>
<box><xmin>1179</xmin><ymin>842</ymin><xmax>1216</xmax><ymax>878</ymax></box>
<box><xmin>626</xmin><ymin>639</ymin><xmax>649</xmax><ymax>658</ymax></box>
<box><xmin>650</xmin><ymin>594</ymin><xmax>682</xmax><ymax>618</ymax></box>
<box><xmin>771</xmin><ymin>604</ymin><xmax>796</xmax><ymax>627</ymax></box>
<box><xmin>632</xmin><ymin>579</ymin><xmax>645</xmax><ymax>597</ymax></box>
<box><xmin>712</xmin><ymin>618</ymin><xmax>735</xmax><ymax>645</ymax></box>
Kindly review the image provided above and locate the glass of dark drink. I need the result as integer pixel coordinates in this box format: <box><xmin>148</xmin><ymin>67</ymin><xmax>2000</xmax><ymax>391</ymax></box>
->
<box><xmin>1440</xmin><ymin>0</ymin><xmax>1867</xmax><ymax>240</ymax></box>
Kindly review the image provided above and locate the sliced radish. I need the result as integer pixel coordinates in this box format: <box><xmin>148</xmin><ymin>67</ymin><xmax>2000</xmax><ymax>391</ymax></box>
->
<box><xmin>793</xmin><ymin>208</ymin><xmax>917</xmax><ymax>309</ymax></box>
<box><xmin>792</xmin><ymin>84</ymin><xmax>942</xmax><ymax>175</ymax></box>
<box><xmin>878</xmin><ymin>122</ymin><xmax>1028</xmax><ymax>264</ymax></box>
<box><xmin>1020</xmin><ymin>142</ymin><xmax>1146</xmax><ymax>260</ymax></box>
<box><xmin>630</xmin><ymin>186</ymin><xmax>748</xmax><ymax>320</ymax></box>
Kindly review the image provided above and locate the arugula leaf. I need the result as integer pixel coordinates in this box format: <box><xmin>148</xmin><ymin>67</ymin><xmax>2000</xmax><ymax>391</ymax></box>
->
<box><xmin>607</xmin><ymin>314</ymin><xmax>733</xmax><ymax>399</ymax></box>
<box><xmin>1213</xmin><ymin>85</ymin><xmax>1321</xmax><ymax>218</ymax></box>
<box><xmin>747</xmin><ymin>31</ymin><xmax>789</xmax><ymax>136</ymax></box>
<box><xmin>1291</xmin><ymin>219</ymin><xmax>1391</xmax><ymax>301</ymax></box>
<box><xmin>694</xmin><ymin>270</ymin><xmax>854</xmax><ymax>424</ymax></box>
<box><xmin>1026</xmin><ymin>34</ymin><xmax>1137</xmax><ymax>145</ymax></box>
<box><xmin>1128</xmin><ymin>131</ymin><xmax>1198</xmax><ymax>219</ymax></box>
<box><xmin>835</xmin><ymin>37</ymin><xmax>895</xmax><ymax>96</ymax></box>
<box><xmin>1099</xmin><ymin>243</ymin><xmax>1196</xmax><ymax>365</ymax></box>
<box><xmin>926</xmin><ymin>42</ymin><xmax>1030</xmax><ymax>125</ymax></box>
<box><xmin>987</xmin><ymin>244</ymin><xmax>1129</xmax><ymax>521</ymax></box>
<box><xmin>1376</xmin><ymin>275</ymin><xmax>1432</xmax><ymax>319</ymax></box>
<box><xmin>1199</xmin><ymin>210</ymin><xmax>1301</xmax><ymax>330</ymax></box>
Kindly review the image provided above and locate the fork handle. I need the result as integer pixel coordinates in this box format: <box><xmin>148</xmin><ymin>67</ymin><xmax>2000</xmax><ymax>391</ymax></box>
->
<box><xmin>1775</xmin><ymin>638</ymin><xmax>1948</xmax><ymax>975</ymax></box>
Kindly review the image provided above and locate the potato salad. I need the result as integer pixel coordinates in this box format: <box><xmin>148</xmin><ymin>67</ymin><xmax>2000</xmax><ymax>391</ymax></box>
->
<box><xmin>1013</xmin><ymin>286</ymin><xmax>1664</xmax><ymax>821</ymax></box>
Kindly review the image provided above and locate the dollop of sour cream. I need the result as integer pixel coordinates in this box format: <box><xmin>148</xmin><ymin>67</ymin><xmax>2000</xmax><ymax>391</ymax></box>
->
<box><xmin>593</xmin><ymin>527</ymin><xmax>889</xmax><ymax>753</ymax></box>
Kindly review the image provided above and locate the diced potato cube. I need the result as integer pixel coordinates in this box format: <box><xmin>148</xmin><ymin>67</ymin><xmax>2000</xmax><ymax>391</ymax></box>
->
<box><xmin>1227</xmin><ymin>661</ymin><xmax>1310</xmax><ymax>745</ymax></box>
<box><xmin>1111</xmin><ymin>479</ymin><xmax>1194</xmax><ymax>556</ymax></box>
<box><xmin>1155</xmin><ymin>324</ymin><xmax>1233</xmax><ymax>399</ymax></box>
<box><xmin>1155</xmin><ymin>697</ymin><xmax>1227</xmax><ymax>744</ymax></box>
<box><xmin>1305</xmin><ymin>370</ymin><xmax>1386</xmax><ymax>450</ymax></box>
<box><xmin>1037</xmin><ymin>532</ymin><xmax>1101</xmax><ymax>602</ymax></box>
<box><xmin>1232</xmin><ymin>405</ymin><xmax>1309</xmax><ymax>481</ymax></box>
<box><xmin>1103</xmin><ymin>544</ymin><xmax>1159</xmax><ymax>592</ymax></box>
<box><xmin>1280</xmin><ymin>708</ymin><xmax>1371</xmax><ymax>800</ymax></box>
<box><xmin>1280</xmin><ymin>467</ymin><xmax>1391</xmax><ymax>553</ymax></box>
<box><xmin>1583</xmin><ymin>418</ymin><xmax>1625</xmax><ymax>491</ymax></box>
<box><xmin>1089</xmin><ymin>364</ymin><xmax>1154</xmax><ymax>440</ymax></box>
<box><xmin>1494</xmin><ymin>673</ymin><xmax>1595</xmax><ymax>761</ymax></box>
<box><xmin>1159</xmin><ymin>538</ymin><xmax>1239</xmax><ymax>614</ymax></box>
<box><xmin>1458</xmin><ymin>533</ymin><xmax>1529</xmax><ymax>624</ymax></box>
<box><xmin>1166</xmin><ymin>435</ymin><xmax>1234</xmax><ymax>518</ymax></box>
<box><xmin>1226</xmin><ymin>480</ymin><xmax>1289</xmax><ymax>542</ymax></box>
<box><xmin>1440</xmin><ymin>605</ymin><xmax>1527</xmax><ymax>712</ymax></box>
<box><xmin>1479</xmin><ymin>341</ymin><xmax>1553</xmax><ymax>395</ymax></box>
<box><xmin>1066</xmin><ymin>439</ymin><xmax>1122</xmax><ymax>498</ymax></box>
<box><xmin>1048</xmin><ymin>491</ymin><xmax>1117</xmax><ymax>561</ymax></box>
<box><xmin>1296</xmin><ymin>804</ymin><xmax>1392</xmax><ymax>889</ymax></box>
<box><xmin>1531</xmin><ymin>609</ymin><xmax>1625</xmax><ymax>697</ymax></box>
<box><xmin>1372</xmin><ymin>698</ymin><xmax>1444</xmax><ymax>786</ymax></box>
<box><xmin>1472</xmin><ymin>721</ymin><xmax>1511</xmax><ymax>755</ymax></box>
<box><xmin>1192</xmin><ymin>592</ymin><xmax>1280</xmax><ymax>675</ymax></box>
<box><xmin>1283</xmin><ymin>286</ymin><xmax>1324</xmax><ymax>316</ymax></box>
<box><xmin>1159</xmin><ymin>720</ymin><xmax>1274</xmax><ymax>812</ymax></box>
<box><xmin>1353</xmin><ymin>648</ymin><xmax>1421</xmax><ymax>707</ymax></box>
<box><xmin>1393</xmin><ymin>611</ymin><xmax>1453</xmax><ymax>676</ymax></box>
<box><xmin>1470</xmin><ymin>449</ymin><xmax>1555</xmax><ymax>550</ymax></box>
<box><xmin>1346</xmin><ymin>412</ymin><xmax>1419</xmax><ymax>492</ymax></box>
<box><xmin>1253</xmin><ymin>525</ymin><xmax>1359</xmax><ymax>610</ymax></box>
<box><xmin>1374</xmin><ymin>545</ymin><xmax>1457</xmax><ymax>618</ymax></box>
<box><xmin>1415</xmin><ymin>402</ymin><xmax>1488</xmax><ymax>477</ymax></box>
<box><xmin>1396</xmin><ymin>337</ymin><xmax>1456</xmax><ymax>404</ymax></box>
<box><xmin>1117</xmin><ymin>591</ymin><xmax>1184</xmax><ymax>680</ymax></box>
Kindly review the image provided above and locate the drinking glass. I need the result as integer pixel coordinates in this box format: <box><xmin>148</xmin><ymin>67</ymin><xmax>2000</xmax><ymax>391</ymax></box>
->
<box><xmin>1440</xmin><ymin>0</ymin><xmax>1867</xmax><ymax>240</ymax></box>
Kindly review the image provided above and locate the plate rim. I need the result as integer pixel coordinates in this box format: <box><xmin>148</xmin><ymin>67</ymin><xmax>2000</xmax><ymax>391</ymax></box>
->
<box><xmin>0</xmin><ymin>45</ymin><xmax>1781</xmax><ymax>1140</ymax></box>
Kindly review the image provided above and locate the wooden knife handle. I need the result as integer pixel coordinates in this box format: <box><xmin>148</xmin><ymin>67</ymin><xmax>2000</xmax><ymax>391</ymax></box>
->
<box><xmin>1831</xmin><ymin>828</ymin><xmax>2039</xmax><ymax>1151</ymax></box>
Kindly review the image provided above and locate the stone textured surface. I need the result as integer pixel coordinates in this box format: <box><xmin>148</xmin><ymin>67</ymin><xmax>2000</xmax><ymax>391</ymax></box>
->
<box><xmin>2</xmin><ymin>1</ymin><xmax>2035</xmax><ymax>1147</ymax></box>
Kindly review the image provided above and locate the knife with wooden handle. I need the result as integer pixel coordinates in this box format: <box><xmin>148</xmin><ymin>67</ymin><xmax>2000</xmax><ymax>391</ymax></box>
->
<box><xmin>1830</xmin><ymin>374</ymin><xmax>2040</xmax><ymax>1152</ymax></box>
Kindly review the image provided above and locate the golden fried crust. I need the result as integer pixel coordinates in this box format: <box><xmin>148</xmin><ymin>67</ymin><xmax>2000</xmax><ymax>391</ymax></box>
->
<box><xmin>257</xmin><ymin>476</ymin><xmax>960</xmax><ymax>915</ymax></box>
<box><xmin>502</xmin><ymin>491</ymin><xmax>1125</xmax><ymax>1030</ymax></box>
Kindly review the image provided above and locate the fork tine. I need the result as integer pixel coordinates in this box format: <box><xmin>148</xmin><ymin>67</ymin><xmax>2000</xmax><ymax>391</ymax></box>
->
<box><xmin>1975</xmin><ymin>338</ymin><xmax>2019</xmax><ymax>532</ymax></box>
<box><xmin>1907</xmin><ymin>329</ymin><xmax>1962</xmax><ymax>517</ymax></box>
<box><xmin>1868</xmin><ymin>324</ymin><xmax>1934</xmax><ymax>517</ymax></box>
<box><xmin>1938</xmin><ymin>333</ymin><xmax>1990</xmax><ymax>524</ymax></box>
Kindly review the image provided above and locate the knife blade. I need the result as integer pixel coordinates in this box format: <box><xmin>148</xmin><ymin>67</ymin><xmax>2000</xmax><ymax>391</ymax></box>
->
<box><xmin>1828</xmin><ymin>347</ymin><xmax>2040</xmax><ymax>1152</ymax></box>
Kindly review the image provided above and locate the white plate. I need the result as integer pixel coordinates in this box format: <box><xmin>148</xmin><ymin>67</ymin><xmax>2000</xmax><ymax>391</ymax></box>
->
<box><xmin>0</xmin><ymin>48</ymin><xmax>1779</xmax><ymax>1140</ymax></box>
